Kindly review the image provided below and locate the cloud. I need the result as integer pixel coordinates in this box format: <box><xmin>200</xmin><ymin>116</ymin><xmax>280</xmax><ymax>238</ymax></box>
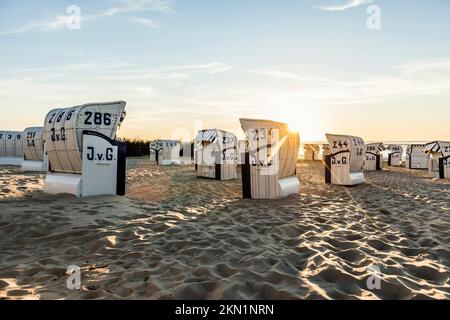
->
<box><xmin>177</xmin><ymin>63</ymin><xmax>233</xmax><ymax>74</ymax></box>
<box><xmin>130</xmin><ymin>17</ymin><xmax>161</xmax><ymax>28</ymax></box>
<box><xmin>98</xmin><ymin>62</ymin><xmax>233</xmax><ymax>80</ymax></box>
<box><xmin>0</xmin><ymin>16</ymin><xmax>70</xmax><ymax>35</ymax></box>
<box><xmin>21</xmin><ymin>61</ymin><xmax>133</xmax><ymax>72</ymax></box>
<box><xmin>241</xmin><ymin>69</ymin><xmax>331</xmax><ymax>82</ymax></box>
<box><xmin>396</xmin><ymin>58</ymin><xmax>450</xmax><ymax>74</ymax></box>
<box><xmin>315</xmin><ymin>0</ymin><xmax>372</xmax><ymax>11</ymax></box>
<box><xmin>0</xmin><ymin>0</ymin><xmax>173</xmax><ymax>35</ymax></box>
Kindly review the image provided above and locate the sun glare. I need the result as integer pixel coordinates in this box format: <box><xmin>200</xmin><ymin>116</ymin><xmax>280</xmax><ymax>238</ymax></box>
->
<box><xmin>266</xmin><ymin>104</ymin><xmax>324</xmax><ymax>142</ymax></box>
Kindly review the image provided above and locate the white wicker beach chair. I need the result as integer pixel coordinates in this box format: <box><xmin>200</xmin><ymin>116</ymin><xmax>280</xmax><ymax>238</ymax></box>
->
<box><xmin>43</xmin><ymin>101</ymin><xmax>127</xmax><ymax>197</ymax></box>
<box><xmin>324</xmin><ymin>133</ymin><xmax>365</xmax><ymax>186</ymax></box>
<box><xmin>239</xmin><ymin>118</ymin><xmax>300</xmax><ymax>199</ymax></box>
<box><xmin>194</xmin><ymin>129</ymin><xmax>237</xmax><ymax>181</ymax></box>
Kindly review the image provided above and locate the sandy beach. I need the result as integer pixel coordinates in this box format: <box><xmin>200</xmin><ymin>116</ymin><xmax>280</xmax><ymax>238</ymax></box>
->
<box><xmin>0</xmin><ymin>158</ymin><xmax>449</xmax><ymax>300</ymax></box>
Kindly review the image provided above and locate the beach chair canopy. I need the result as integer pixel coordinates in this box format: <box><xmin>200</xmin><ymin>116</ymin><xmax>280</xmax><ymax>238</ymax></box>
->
<box><xmin>195</xmin><ymin>129</ymin><xmax>237</xmax><ymax>165</ymax></box>
<box><xmin>240</xmin><ymin>118</ymin><xmax>299</xmax><ymax>178</ymax></box>
<box><xmin>149</xmin><ymin>139</ymin><xmax>182</xmax><ymax>164</ymax></box>
<box><xmin>407</xmin><ymin>144</ymin><xmax>424</xmax><ymax>153</ymax></box>
<box><xmin>424</xmin><ymin>141</ymin><xmax>450</xmax><ymax>156</ymax></box>
<box><xmin>195</xmin><ymin>130</ymin><xmax>219</xmax><ymax>144</ymax></box>
<box><xmin>150</xmin><ymin>140</ymin><xmax>180</xmax><ymax>149</ymax></box>
<box><xmin>326</xmin><ymin>134</ymin><xmax>365</xmax><ymax>156</ymax></box>
<box><xmin>405</xmin><ymin>143</ymin><xmax>428</xmax><ymax>169</ymax></box>
<box><xmin>324</xmin><ymin>133</ymin><xmax>365</xmax><ymax>185</ymax></box>
<box><xmin>0</xmin><ymin>131</ymin><xmax>23</xmax><ymax>158</ymax></box>
<box><xmin>366</xmin><ymin>143</ymin><xmax>385</xmax><ymax>154</ymax></box>
<box><xmin>44</xmin><ymin>101</ymin><xmax>126</xmax><ymax>174</ymax></box>
<box><xmin>325</xmin><ymin>133</ymin><xmax>365</xmax><ymax>171</ymax></box>
<box><xmin>387</xmin><ymin>144</ymin><xmax>403</xmax><ymax>153</ymax></box>
<box><xmin>195</xmin><ymin>129</ymin><xmax>236</xmax><ymax>149</ymax></box>
<box><xmin>23</xmin><ymin>127</ymin><xmax>45</xmax><ymax>161</ymax></box>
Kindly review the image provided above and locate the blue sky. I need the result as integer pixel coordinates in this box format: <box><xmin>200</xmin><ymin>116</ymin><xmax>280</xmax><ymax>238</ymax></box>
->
<box><xmin>0</xmin><ymin>0</ymin><xmax>449</xmax><ymax>141</ymax></box>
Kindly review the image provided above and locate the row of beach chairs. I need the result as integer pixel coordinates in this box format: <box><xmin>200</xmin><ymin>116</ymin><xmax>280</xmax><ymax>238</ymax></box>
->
<box><xmin>1</xmin><ymin>101</ymin><xmax>449</xmax><ymax>199</ymax></box>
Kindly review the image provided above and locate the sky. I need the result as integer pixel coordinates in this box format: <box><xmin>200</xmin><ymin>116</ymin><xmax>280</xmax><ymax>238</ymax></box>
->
<box><xmin>0</xmin><ymin>0</ymin><xmax>449</xmax><ymax>142</ymax></box>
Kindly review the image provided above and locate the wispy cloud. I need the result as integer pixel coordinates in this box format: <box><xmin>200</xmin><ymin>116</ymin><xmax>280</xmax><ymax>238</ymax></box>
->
<box><xmin>98</xmin><ymin>62</ymin><xmax>233</xmax><ymax>80</ymax></box>
<box><xmin>21</xmin><ymin>61</ymin><xmax>133</xmax><ymax>72</ymax></box>
<box><xmin>396</xmin><ymin>58</ymin><xmax>450</xmax><ymax>74</ymax></box>
<box><xmin>315</xmin><ymin>0</ymin><xmax>372</xmax><ymax>12</ymax></box>
<box><xmin>241</xmin><ymin>69</ymin><xmax>330</xmax><ymax>82</ymax></box>
<box><xmin>0</xmin><ymin>0</ymin><xmax>173</xmax><ymax>35</ymax></box>
<box><xmin>0</xmin><ymin>16</ymin><xmax>70</xmax><ymax>35</ymax></box>
<box><xmin>130</xmin><ymin>17</ymin><xmax>161</xmax><ymax>28</ymax></box>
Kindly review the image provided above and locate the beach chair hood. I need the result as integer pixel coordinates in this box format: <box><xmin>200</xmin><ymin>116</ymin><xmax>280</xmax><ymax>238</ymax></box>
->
<box><xmin>424</xmin><ymin>141</ymin><xmax>450</xmax><ymax>157</ymax></box>
<box><xmin>366</xmin><ymin>143</ymin><xmax>385</xmax><ymax>154</ymax></box>
<box><xmin>239</xmin><ymin>118</ymin><xmax>300</xmax><ymax>199</ymax></box>
<box><xmin>325</xmin><ymin>133</ymin><xmax>365</xmax><ymax>171</ymax></box>
<box><xmin>23</xmin><ymin>127</ymin><xmax>45</xmax><ymax>162</ymax></box>
<box><xmin>44</xmin><ymin>101</ymin><xmax>126</xmax><ymax>174</ymax></box>
<box><xmin>240</xmin><ymin>118</ymin><xmax>299</xmax><ymax>178</ymax></box>
<box><xmin>0</xmin><ymin>131</ymin><xmax>23</xmax><ymax>159</ymax></box>
<box><xmin>325</xmin><ymin>133</ymin><xmax>365</xmax><ymax>185</ymax></box>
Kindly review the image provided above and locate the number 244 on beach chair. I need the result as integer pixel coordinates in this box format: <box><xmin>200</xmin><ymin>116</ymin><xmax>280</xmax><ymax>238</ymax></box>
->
<box><xmin>324</xmin><ymin>133</ymin><xmax>365</xmax><ymax>186</ymax></box>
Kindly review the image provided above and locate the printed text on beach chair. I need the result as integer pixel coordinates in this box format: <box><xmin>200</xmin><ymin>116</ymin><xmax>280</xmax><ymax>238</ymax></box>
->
<box><xmin>387</xmin><ymin>144</ymin><xmax>403</xmax><ymax>166</ymax></box>
<box><xmin>240</xmin><ymin>118</ymin><xmax>300</xmax><ymax>199</ymax></box>
<box><xmin>21</xmin><ymin>127</ymin><xmax>48</xmax><ymax>172</ymax></box>
<box><xmin>405</xmin><ymin>144</ymin><xmax>428</xmax><ymax>170</ymax></box>
<box><xmin>424</xmin><ymin>141</ymin><xmax>450</xmax><ymax>179</ymax></box>
<box><xmin>43</xmin><ymin>101</ymin><xmax>127</xmax><ymax>197</ymax></box>
<box><xmin>0</xmin><ymin>131</ymin><xmax>23</xmax><ymax>166</ymax></box>
<box><xmin>324</xmin><ymin>134</ymin><xmax>365</xmax><ymax>186</ymax></box>
<box><xmin>194</xmin><ymin>129</ymin><xmax>237</xmax><ymax>181</ymax></box>
<box><xmin>304</xmin><ymin>144</ymin><xmax>320</xmax><ymax>161</ymax></box>
<box><xmin>149</xmin><ymin>140</ymin><xmax>181</xmax><ymax>165</ymax></box>
<box><xmin>364</xmin><ymin>143</ymin><xmax>385</xmax><ymax>171</ymax></box>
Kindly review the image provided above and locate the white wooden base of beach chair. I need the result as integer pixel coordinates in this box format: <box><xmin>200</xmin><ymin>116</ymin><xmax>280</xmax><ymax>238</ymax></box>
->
<box><xmin>241</xmin><ymin>167</ymin><xmax>300</xmax><ymax>199</ymax></box>
<box><xmin>44</xmin><ymin>173</ymin><xmax>82</xmax><ymax>196</ymax></box>
<box><xmin>349</xmin><ymin>172</ymin><xmax>365</xmax><ymax>185</ymax></box>
<box><xmin>21</xmin><ymin>160</ymin><xmax>48</xmax><ymax>172</ymax></box>
<box><xmin>0</xmin><ymin>157</ymin><xmax>23</xmax><ymax>166</ymax></box>
<box><xmin>44</xmin><ymin>131</ymin><xmax>126</xmax><ymax>197</ymax></box>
